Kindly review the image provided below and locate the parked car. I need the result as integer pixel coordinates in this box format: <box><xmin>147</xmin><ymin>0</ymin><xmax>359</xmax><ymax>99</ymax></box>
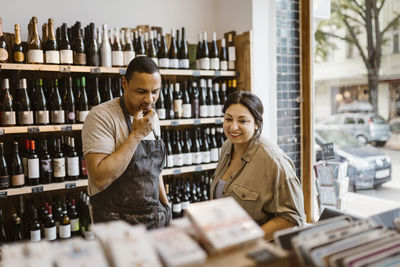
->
<box><xmin>316</xmin><ymin>113</ymin><xmax>390</xmax><ymax>146</ymax></box>
<box><xmin>315</xmin><ymin>129</ymin><xmax>391</xmax><ymax>189</ymax></box>
<box><xmin>386</xmin><ymin>117</ymin><xmax>400</xmax><ymax>147</ymax></box>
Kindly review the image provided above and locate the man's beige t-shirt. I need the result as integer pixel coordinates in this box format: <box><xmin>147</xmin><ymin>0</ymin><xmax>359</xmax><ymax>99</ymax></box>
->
<box><xmin>82</xmin><ymin>97</ymin><xmax>161</xmax><ymax>196</ymax></box>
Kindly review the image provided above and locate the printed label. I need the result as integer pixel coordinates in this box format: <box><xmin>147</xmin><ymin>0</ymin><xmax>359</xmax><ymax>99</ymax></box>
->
<box><xmin>44</xmin><ymin>226</ymin><xmax>57</xmax><ymax>241</ymax></box>
<box><xmin>169</xmin><ymin>58</ymin><xmax>179</xmax><ymax>69</ymax></box>
<box><xmin>35</xmin><ymin>110</ymin><xmax>49</xmax><ymax>124</ymax></box>
<box><xmin>71</xmin><ymin>218</ymin><xmax>79</xmax><ymax>232</ymax></box>
<box><xmin>200</xmin><ymin>105</ymin><xmax>208</xmax><ymax>118</ymax></box>
<box><xmin>30</xmin><ymin>229</ymin><xmax>41</xmax><ymax>242</ymax></box>
<box><xmin>208</xmin><ymin>105</ymin><xmax>215</xmax><ymax>117</ymax></box>
<box><xmin>192</xmin><ymin>152</ymin><xmax>202</xmax><ymax>165</ymax></box>
<box><xmin>28</xmin><ymin>158</ymin><xmax>40</xmax><ymax>179</ymax></box>
<box><xmin>41</xmin><ymin>159</ymin><xmax>52</xmax><ymax>173</ymax></box>
<box><xmin>183</xmin><ymin>152</ymin><xmax>193</xmax><ymax>166</ymax></box>
<box><xmin>156</xmin><ymin>108</ymin><xmax>166</xmax><ymax>120</ymax></box>
<box><xmin>173</xmin><ymin>100</ymin><xmax>183</xmax><ymax>118</ymax></box>
<box><xmin>51</xmin><ymin>110</ymin><xmax>65</xmax><ymax>124</ymax></box>
<box><xmin>67</xmin><ymin>111</ymin><xmax>76</xmax><ymax>121</ymax></box>
<box><xmin>172</xmin><ymin>203</ymin><xmax>182</xmax><ymax>213</ymax></box>
<box><xmin>123</xmin><ymin>51</ymin><xmax>135</xmax><ymax>66</ymax></box>
<box><xmin>27</xmin><ymin>49</ymin><xmax>44</xmax><ymax>63</ymax></box>
<box><xmin>173</xmin><ymin>154</ymin><xmax>184</xmax><ymax>167</ymax></box>
<box><xmin>181</xmin><ymin>201</ymin><xmax>190</xmax><ymax>210</ymax></box>
<box><xmin>200</xmin><ymin>57</ymin><xmax>210</xmax><ymax>70</ymax></box>
<box><xmin>59</xmin><ymin>224</ymin><xmax>71</xmax><ymax>238</ymax></box>
<box><xmin>45</xmin><ymin>50</ymin><xmax>60</xmax><ymax>64</ymax></box>
<box><xmin>67</xmin><ymin>156</ymin><xmax>80</xmax><ymax>176</ymax></box>
<box><xmin>158</xmin><ymin>58</ymin><xmax>169</xmax><ymax>68</ymax></box>
<box><xmin>18</xmin><ymin>111</ymin><xmax>33</xmax><ymax>125</ymax></box>
<box><xmin>182</xmin><ymin>104</ymin><xmax>192</xmax><ymax>118</ymax></box>
<box><xmin>228</xmin><ymin>47</ymin><xmax>236</xmax><ymax>61</ymax></box>
<box><xmin>112</xmin><ymin>51</ymin><xmax>124</xmax><ymax>66</ymax></box>
<box><xmin>211</xmin><ymin>148</ymin><xmax>219</xmax><ymax>162</ymax></box>
<box><xmin>167</xmin><ymin>155</ymin><xmax>174</xmax><ymax>168</ymax></box>
<box><xmin>0</xmin><ymin>176</ymin><xmax>9</xmax><ymax>188</ymax></box>
<box><xmin>60</xmin><ymin>49</ymin><xmax>73</xmax><ymax>64</ymax></box>
<box><xmin>220</xmin><ymin>60</ymin><xmax>228</xmax><ymax>71</ymax></box>
<box><xmin>0</xmin><ymin>48</ymin><xmax>8</xmax><ymax>61</ymax></box>
<box><xmin>202</xmin><ymin>151</ymin><xmax>211</xmax><ymax>163</ymax></box>
<box><xmin>215</xmin><ymin>105</ymin><xmax>223</xmax><ymax>117</ymax></box>
<box><xmin>179</xmin><ymin>59</ymin><xmax>189</xmax><ymax>69</ymax></box>
<box><xmin>53</xmin><ymin>158</ymin><xmax>66</xmax><ymax>178</ymax></box>
<box><xmin>73</xmin><ymin>52</ymin><xmax>87</xmax><ymax>65</ymax></box>
<box><xmin>210</xmin><ymin>58</ymin><xmax>220</xmax><ymax>70</ymax></box>
<box><xmin>1</xmin><ymin>111</ymin><xmax>16</xmax><ymax>125</ymax></box>
<box><xmin>78</xmin><ymin>110</ymin><xmax>89</xmax><ymax>122</ymax></box>
<box><xmin>11</xmin><ymin>174</ymin><xmax>25</xmax><ymax>186</ymax></box>
<box><xmin>228</xmin><ymin>60</ymin><xmax>235</xmax><ymax>70</ymax></box>
<box><xmin>13</xmin><ymin>51</ymin><xmax>24</xmax><ymax>62</ymax></box>
<box><xmin>195</xmin><ymin>59</ymin><xmax>201</xmax><ymax>70</ymax></box>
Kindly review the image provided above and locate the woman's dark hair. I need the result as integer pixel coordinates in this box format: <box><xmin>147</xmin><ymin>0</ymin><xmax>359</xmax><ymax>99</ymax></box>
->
<box><xmin>125</xmin><ymin>56</ymin><xmax>160</xmax><ymax>82</ymax></box>
<box><xmin>222</xmin><ymin>90</ymin><xmax>264</xmax><ymax>135</ymax></box>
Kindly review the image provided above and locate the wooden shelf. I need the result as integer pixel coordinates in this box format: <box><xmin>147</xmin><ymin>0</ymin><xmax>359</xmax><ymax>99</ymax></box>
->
<box><xmin>0</xmin><ymin>163</ymin><xmax>218</xmax><ymax>197</ymax></box>
<box><xmin>159</xmin><ymin>117</ymin><xmax>224</xmax><ymax>126</ymax></box>
<box><xmin>0</xmin><ymin>63</ymin><xmax>236</xmax><ymax>77</ymax></box>
<box><xmin>0</xmin><ymin>124</ymin><xmax>83</xmax><ymax>135</ymax></box>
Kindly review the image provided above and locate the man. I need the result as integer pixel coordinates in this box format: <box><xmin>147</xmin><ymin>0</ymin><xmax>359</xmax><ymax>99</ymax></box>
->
<box><xmin>82</xmin><ymin>57</ymin><xmax>171</xmax><ymax>229</ymax></box>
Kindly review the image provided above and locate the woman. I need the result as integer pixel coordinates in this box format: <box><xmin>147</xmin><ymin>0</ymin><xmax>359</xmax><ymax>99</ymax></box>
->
<box><xmin>210</xmin><ymin>90</ymin><xmax>305</xmax><ymax>240</ymax></box>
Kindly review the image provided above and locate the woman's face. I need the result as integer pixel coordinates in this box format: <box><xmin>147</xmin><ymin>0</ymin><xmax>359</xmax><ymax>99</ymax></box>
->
<box><xmin>223</xmin><ymin>103</ymin><xmax>257</xmax><ymax>146</ymax></box>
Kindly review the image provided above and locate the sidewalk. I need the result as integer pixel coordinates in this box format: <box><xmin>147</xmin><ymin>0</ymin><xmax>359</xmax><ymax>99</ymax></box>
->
<box><xmin>384</xmin><ymin>134</ymin><xmax>400</xmax><ymax>150</ymax></box>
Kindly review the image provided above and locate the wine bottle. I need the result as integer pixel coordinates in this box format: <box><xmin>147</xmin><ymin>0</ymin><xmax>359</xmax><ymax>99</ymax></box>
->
<box><xmin>97</xmin><ymin>27</ymin><xmax>102</xmax><ymax>47</ymax></box>
<box><xmin>17</xmin><ymin>78</ymin><xmax>34</xmax><ymax>126</ymax></box>
<box><xmin>27</xmin><ymin>140</ymin><xmax>40</xmax><ymax>186</ymax></box>
<box><xmin>87</xmin><ymin>23</ymin><xmax>100</xmax><ymax>66</ymax></box>
<box><xmin>172</xmin><ymin>131</ymin><xmax>183</xmax><ymax>167</ymax></box>
<box><xmin>12</xmin><ymin>215</ymin><xmax>23</xmax><ymax>241</ymax></box>
<box><xmin>44</xmin><ymin>206</ymin><xmax>56</xmax><ymax>241</ymax></box>
<box><xmin>192</xmin><ymin>129</ymin><xmax>202</xmax><ymax>165</ymax></box>
<box><xmin>220</xmin><ymin>81</ymin><xmax>227</xmax><ymax>105</ymax></box>
<box><xmin>50</xmin><ymin>79</ymin><xmax>65</xmax><ymax>124</ymax></box>
<box><xmin>220</xmin><ymin>38</ymin><xmax>228</xmax><ymax>71</ymax></box>
<box><xmin>27</xmin><ymin>17</ymin><xmax>43</xmax><ymax>64</ymax></box>
<box><xmin>59</xmin><ymin>23</ymin><xmax>73</xmax><ymax>65</ymax></box>
<box><xmin>181</xmin><ymin>181</ymin><xmax>190</xmax><ymax>213</ymax></box>
<box><xmin>0</xmin><ymin>142</ymin><xmax>9</xmax><ymax>189</ymax></box>
<box><xmin>195</xmin><ymin>33</ymin><xmax>202</xmax><ymax>70</ymax></box>
<box><xmin>199</xmin><ymin>79</ymin><xmax>208</xmax><ymax>118</ymax></box>
<box><xmin>0</xmin><ymin>210</ymin><xmax>7</xmax><ymax>244</ymax></box>
<box><xmin>201</xmin><ymin>128</ymin><xmax>211</xmax><ymax>164</ymax></box>
<box><xmin>40</xmin><ymin>139</ymin><xmax>52</xmax><ymax>184</ymax></box>
<box><xmin>182</xmin><ymin>130</ymin><xmax>193</xmax><ymax>166</ymax></box>
<box><xmin>89</xmin><ymin>77</ymin><xmax>101</xmax><ymax>109</ymax></box>
<box><xmin>73</xmin><ymin>22</ymin><xmax>86</xmax><ymax>66</ymax></box>
<box><xmin>155</xmin><ymin>81</ymin><xmax>166</xmax><ymax>120</ymax></box>
<box><xmin>210</xmin><ymin>127</ymin><xmax>219</xmax><ymax>162</ymax></box>
<box><xmin>42</xmin><ymin>23</ymin><xmax>48</xmax><ymax>52</ymax></box>
<box><xmin>1</xmin><ymin>78</ymin><xmax>16</xmax><ymax>126</ymax></box>
<box><xmin>176</xmin><ymin>29</ymin><xmax>180</xmax><ymax>51</ymax></box>
<box><xmin>10</xmin><ymin>141</ymin><xmax>24</xmax><ymax>188</ymax></box>
<box><xmin>59</xmin><ymin>204</ymin><xmax>71</xmax><ymax>239</ymax></box>
<box><xmin>68</xmin><ymin>199</ymin><xmax>80</xmax><ymax>236</ymax></box>
<box><xmin>200</xmin><ymin>32</ymin><xmax>210</xmax><ymax>70</ymax></box>
<box><xmin>172</xmin><ymin>186</ymin><xmax>182</xmax><ymax>219</ymax></box>
<box><xmin>13</xmin><ymin>24</ymin><xmax>24</xmax><ymax>63</ymax></box>
<box><xmin>102</xmin><ymin>78</ymin><xmax>113</xmax><ymax>102</ymax></box>
<box><xmin>30</xmin><ymin>208</ymin><xmax>41</xmax><ymax>242</ymax></box>
<box><xmin>100</xmin><ymin>24</ymin><xmax>112</xmax><ymax>67</ymax></box>
<box><xmin>210</xmin><ymin>32</ymin><xmax>219</xmax><ymax>70</ymax></box>
<box><xmin>22</xmin><ymin>140</ymin><xmax>29</xmax><ymax>180</ymax></box>
<box><xmin>158</xmin><ymin>29</ymin><xmax>169</xmax><ymax>68</ymax></box>
<box><xmin>206</xmin><ymin>79</ymin><xmax>215</xmax><ymax>117</ymax></box>
<box><xmin>123</xmin><ymin>30</ymin><xmax>135</xmax><ymax>66</ymax></box>
<box><xmin>173</xmin><ymin>82</ymin><xmax>183</xmax><ymax>119</ymax></box>
<box><xmin>67</xmin><ymin>138</ymin><xmax>79</xmax><ymax>181</ymax></box>
<box><xmin>182</xmin><ymin>81</ymin><xmax>192</xmax><ymax>119</ymax></box>
<box><xmin>191</xmin><ymin>81</ymin><xmax>200</xmax><ymax>119</ymax></box>
<box><xmin>178</xmin><ymin>27</ymin><xmax>189</xmax><ymax>69</ymax></box>
<box><xmin>164</xmin><ymin>131</ymin><xmax>174</xmax><ymax>168</ymax></box>
<box><xmin>144</xmin><ymin>32</ymin><xmax>149</xmax><ymax>54</ymax></box>
<box><xmin>217</xmin><ymin>127</ymin><xmax>225</xmax><ymax>156</ymax></box>
<box><xmin>166</xmin><ymin>81</ymin><xmax>174</xmax><ymax>119</ymax></box>
<box><xmin>64</xmin><ymin>76</ymin><xmax>76</xmax><ymax>124</ymax></box>
<box><xmin>135</xmin><ymin>30</ymin><xmax>146</xmax><ymax>57</ymax></box>
<box><xmin>0</xmin><ymin>18</ymin><xmax>8</xmax><ymax>63</ymax></box>
<box><xmin>112</xmin><ymin>27</ymin><xmax>123</xmax><ymax>67</ymax></box>
<box><xmin>148</xmin><ymin>30</ymin><xmax>158</xmax><ymax>66</ymax></box>
<box><xmin>78</xmin><ymin>77</ymin><xmax>89</xmax><ymax>122</ymax></box>
<box><xmin>53</xmin><ymin>138</ymin><xmax>66</xmax><ymax>183</ymax></box>
<box><xmin>213</xmin><ymin>82</ymin><xmax>222</xmax><ymax>117</ymax></box>
<box><xmin>227</xmin><ymin>33</ymin><xmax>236</xmax><ymax>70</ymax></box>
<box><xmin>34</xmin><ymin>79</ymin><xmax>50</xmax><ymax>125</ymax></box>
<box><xmin>168</xmin><ymin>29</ymin><xmax>179</xmax><ymax>69</ymax></box>
<box><xmin>45</xmin><ymin>18</ymin><xmax>60</xmax><ymax>64</ymax></box>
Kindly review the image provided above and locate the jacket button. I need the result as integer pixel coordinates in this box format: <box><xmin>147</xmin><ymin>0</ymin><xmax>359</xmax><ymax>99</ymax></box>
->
<box><xmin>242</xmin><ymin>194</ymin><xmax>246</xmax><ymax>198</ymax></box>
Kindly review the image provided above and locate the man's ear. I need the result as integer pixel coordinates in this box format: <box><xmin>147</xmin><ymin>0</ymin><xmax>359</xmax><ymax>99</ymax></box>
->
<box><xmin>122</xmin><ymin>76</ymin><xmax>128</xmax><ymax>92</ymax></box>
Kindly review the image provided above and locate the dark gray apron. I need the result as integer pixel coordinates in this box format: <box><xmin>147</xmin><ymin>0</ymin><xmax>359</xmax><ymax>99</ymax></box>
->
<box><xmin>90</xmin><ymin>95</ymin><xmax>171</xmax><ymax>229</ymax></box>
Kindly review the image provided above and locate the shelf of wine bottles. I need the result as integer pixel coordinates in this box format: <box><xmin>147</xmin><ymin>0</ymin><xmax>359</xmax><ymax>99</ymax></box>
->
<box><xmin>0</xmin><ymin>63</ymin><xmax>236</xmax><ymax>77</ymax></box>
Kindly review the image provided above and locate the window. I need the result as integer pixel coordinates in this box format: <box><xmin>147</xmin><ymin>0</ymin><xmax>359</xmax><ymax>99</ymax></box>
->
<box><xmin>344</xmin><ymin>117</ymin><xmax>355</xmax><ymax>124</ymax></box>
<box><xmin>357</xmin><ymin>118</ymin><xmax>365</xmax><ymax>124</ymax></box>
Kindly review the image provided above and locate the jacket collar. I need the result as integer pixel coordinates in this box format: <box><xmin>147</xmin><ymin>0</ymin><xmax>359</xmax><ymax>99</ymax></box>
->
<box><xmin>224</xmin><ymin>136</ymin><xmax>261</xmax><ymax>162</ymax></box>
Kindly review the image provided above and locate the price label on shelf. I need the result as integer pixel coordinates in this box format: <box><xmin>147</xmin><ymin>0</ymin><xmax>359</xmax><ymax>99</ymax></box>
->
<box><xmin>192</xmin><ymin>70</ymin><xmax>201</xmax><ymax>77</ymax></box>
<box><xmin>193</xmin><ymin>119</ymin><xmax>201</xmax><ymax>125</ymax></box>
<box><xmin>215</xmin><ymin>118</ymin><xmax>223</xmax><ymax>124</ymax></box>
<box><xmin>195</xmin><ymin>166</ymin><xmax>203</xmax><ymax>172</ymax></box>
<box><xmin>28</xmin><ymin>126</ymin><xmax>39</xmax><ymax>133</ymax></box>
<box><xmin>90</xmin><ymin>67</ymin><xmax>101</xmax><ymax>74</ymax></box>
<box><xmin>0</xmin><ymin>191</ymin><xmax>7</xmax><ymax>199</ymax></box>
<box><xmin>59</xmin><ymin>66</ymin><xmax>71</xmax><ymax>73</ymax></box>
<box><xmin>214</xmin><ymin>71</ymin><xmax>221</xmax><ymax>77</ymax></box>
<box><xmin>173</xmin><ymin>169</ymin><xmax>182</xmax><ymax>175</ymax></box>
<box><xmin>65</xmin><ymin>182</ymin><xmax>76</xmax><ymax>189</ymax></box>
<box><xmin>61</xmin><ymin>125</ymin><xmax>73</xmax><ymax>131</ymax></box>
<box><xmin>171</xmin><ymin>120</ymin><xmax>179</xmax><ymax>126</ymax></box>
<box><xmin>119</xmin><ymin>68</ymin><xmax>127</xmax><ymax>75</ymax></box>
<box><xmin>32</xmin><ymin>186</ymin><xmax>44</xmax><ymax>193</ymax></box>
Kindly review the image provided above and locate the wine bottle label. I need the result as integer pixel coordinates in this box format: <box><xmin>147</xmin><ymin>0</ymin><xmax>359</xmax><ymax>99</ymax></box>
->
<box><xmin>192</xmin><ymin>152</ymin><xmax>202</xmax><ymax>165</ymax></box>
<box><xmin>200</xmin><ymin>105</ymin><xmax>208</xmax><ymax>118</ymax></box>
<box><xmin>13</xmin><ymin>51</ymin><xmax>24</xmax><ymax>63</ymax></box>
<box><xmin>173</xmin><ymin>154</ymin><xmax>184</xmax><ymax>167</ymax></box>
<box><xmin>1</xmin><ymin>111</ymin><xmax>16</xmax><ymax>125</ymax></box>
<box><xmin>156</xmin><ymin>108</ymin><xmax>166</xmax><ymax>120</ymax></box>
<box><xmin>202</xmin><ymin>151</ymin><xmax>211</xmax><ymax>163</ymax></box>
<box><xmin>210</xmin><ymin>57</ymin><xmax>220</xmax><ymax>70</ymax></box>
<box><xmin>192</xmin><ymin>99</ymin><xmax>199</xmax><ymax>118</ymax></box>
<box><xmin>41</xmin><ymin>159</ymin><xmax>52</xmax><ymax>173</ymax></box>
<box><xmin>78</xmin><ymin>110</ymin><xmax>89</xmax><ymax>122</ymax></box>
<box><xmin>0</xmin><ymin>175</ymin><xmax>9</xmax><ymax>188</ymax></box>
<box><xmin>173</xmin><ymin>100</ymin><xmax>183</xmax><ymax>118</ymax></box>
<box><xmin>169</xmin><ymin>58</ymin><xmax>179</xmax><ymax>69</ymax></box>
<box><xmin>182</xmin><ymin>104</ymin><xmax>192</xmax><ymax>118</ymax></box>
<box><xmin>51</xmin><ymin>110</ymin><xmax>65</xmax><ymax>124</ymax></box>
<box><xmin>0</xmin><ymin>48</ymin><xmax>8</xmax><ymax>61</ymax></box>
<box><xmin>158</xmin><ymin>58</ymin><xmax>169</xmax><ymax>68</ymax></box>
<box><xmin>18</xmin><ymin>111</ymin><xmax>34</xmax><ymax>125</ymax></box>
<box><xmin>200</xmin><ymin>57</ymin><xmax>210</xmax><ymax>70</ymax></box>
<box><xmin>220</xmin><ymin>60</ymin><xmax>228</xmax><ymax>71</ymax></box>
<box><xmin>28</xmin><ymin>158</ymin><xmax>40</xmax><ymax>179</ymax></box>
<box><xmin>196</xmin><ymin>59</ymin><xmax>201</xmax><ymax>70</ymax></box>
<box><xmin>172</xmin><ymin>203</ymin><xmax>182</xmax><ymax>213</ymax></box>
<box><xmin>67</xmin><ymin>111</ymin><xmax>76</xmax><ymax>121</ymax></box>
<box><xmin>211</xmin><ymin>148</ymin><xmax>219</xmax><ymax>162</ymax></box>
<box><xmin>73</xmin><ymin>52</ymin><xmax>87</xmax><ymax>65</ymax></box>
<box><xmin>30</xmin><ymin>229</ymin><xmax>41</xmax><ymax>242</ymax></box>
<box><xmin>27</xmin><ymin>49</ymin><xmax>44</xmax><ymax>63</ymax></box>
<box><xmin>183</xmin><ymin>152</ymin><xmax>192</xmax><ymax>166</ymax></box>
<box><xmin>151</xmin><ymin>57</ymin><xmax>158</xmax><ymax>66</ymax></box>
<box><xmin>123</xmin><ymin>51</ymin><xmax>135</xmax><ymax>66</ymax></box>
<box><xmin>208</xmin><ymin>105</ymin><xmax>215</xmax><ymax>117</ymax></box>
<box><xmin>44</xmin><ymin>226</ymin><xmax>57</xmax><ymax>241</ymax></box>
<box><xmin>228</xmin><ymin>60</ymin><xmax>235</xmax><ymax>70</ymax></box>
<box><xmin>112</xmin><ymin>51</ymin><xmax>124</xmax><ymax>66</ymax></box>
<box><xmin>22</xmin><ymin>157</ymin><xmax>28</xmax><ymax>177</ymax></box>
<box><xmin>11</xmin><ymin>174</ymin><xmax>25</xmax><ymax>186</ymax></box>
<box><xmin>67</xmin><ymin>156</ymin><xmax>80</xmax><ymax>176</ymax></box>
<box><xmin>215</xmin><ymin>105</ymin><xmax>223</xmax><ymax>117</ymax></box>
<box><xmin>81</xmin><ymin>158</ymin><xmax>88</xmax><ymax>176</ymax></box>
<box><xmin>228</xmin><ymin>47</ymin><xmax>236</xmax><ymax>61</ymax></box>
<box><xmin>60</xmin><ymin>49</ymin><xmax>73</xmax><ymax>64</ymax></box>
<box><xmin>53</xmin><ymin>158</ymin><xmax>66</xmax><ymax>178</ymax></box>
<box><xmin>35</xmin><ymin>110</ymin><xmax>49</xmax><ymax>124</ymax></box>
<box><xmin>181</xmin><ymin>201</ymin><xmax>190</xmax><ymax>210</ymax></box>
<box><xmin>179</xmin><ymin>59</ymin><xmax>189</xmax><ymax>69</ymax></box>
<box><xmin>45</xmin><ymin>50</ymin><xmax>60</xmax><ymax>64</ymax></box>
<box><xmin>167</xmin><ymin>155</ymin><xmax>174</xmax><ymax>168</ymax></box>
<box><xmin>59</xmin><ymin>224</ymin><xmax>71</xmax><ymax>238</ymax></box>
<box><xmin>71</xmin><ymin>218</ymin><xmax>79</xmax><ymax>232</ymax></box>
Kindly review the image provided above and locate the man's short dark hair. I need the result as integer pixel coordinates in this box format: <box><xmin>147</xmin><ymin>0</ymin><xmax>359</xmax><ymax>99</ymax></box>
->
<box><xmin>124</xmin><ymin>57</ymin><xmax>160</xmax><ymax>82</ymax></box>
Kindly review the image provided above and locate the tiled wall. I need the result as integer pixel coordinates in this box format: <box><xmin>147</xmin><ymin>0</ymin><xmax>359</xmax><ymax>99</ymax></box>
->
<box><xmin>276</xmin><ymin>0</ymin><xmax>301</xmax><ymax>178</ymax></box>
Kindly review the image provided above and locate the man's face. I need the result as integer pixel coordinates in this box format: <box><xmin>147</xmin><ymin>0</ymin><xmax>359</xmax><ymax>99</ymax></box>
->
<box><xmin>122</xmin><ymin>72</ymin><xmax>162</xmax><ymax>115</ymax></box>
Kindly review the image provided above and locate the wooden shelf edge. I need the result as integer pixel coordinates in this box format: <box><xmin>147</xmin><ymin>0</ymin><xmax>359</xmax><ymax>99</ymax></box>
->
<box><xmin>159</xmin><ymin>117</ymin><xmax>223</xmax><ymax>126</ymax></box>
<box><xmin>1</xmin><ymin>124</ymin><xmax>83</xmax><ymax>134</ymax></box>
<box><xmin>161</xmin><ymin>163</ymin><xmax>218</xmax><ymax>176</ymax></box>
